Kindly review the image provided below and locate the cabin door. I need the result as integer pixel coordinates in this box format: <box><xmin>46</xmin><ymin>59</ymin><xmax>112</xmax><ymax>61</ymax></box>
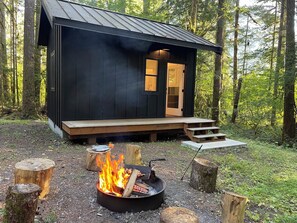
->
<box><xmin>166</xmin><ymin>63</ymin><xmax>185</xmax><ymax>116</ymax></box>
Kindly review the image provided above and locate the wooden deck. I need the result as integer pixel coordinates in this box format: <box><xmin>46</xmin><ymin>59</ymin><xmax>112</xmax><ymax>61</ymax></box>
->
<box><xmin>62</xmin><ymin>117</ymin><xmax>217</xmax><ymax>143</ymax></box>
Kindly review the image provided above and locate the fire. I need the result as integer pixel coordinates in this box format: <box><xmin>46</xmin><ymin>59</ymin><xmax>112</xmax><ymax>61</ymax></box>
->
<box><xmin>96</xmin><ymin>152</ymin><xmax>130</xmax><ymax>197</ymax></box>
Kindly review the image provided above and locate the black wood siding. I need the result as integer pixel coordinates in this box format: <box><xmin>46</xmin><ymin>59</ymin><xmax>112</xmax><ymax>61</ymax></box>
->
<box><xmin>47</xmin><ymin>25</ymin><xmax>62</xmax><ymax>127</ymax></box>
<box><xmin>59</xmin><ymin>27</ymin><xmax>196</xmax><ymax>123</ymax></box>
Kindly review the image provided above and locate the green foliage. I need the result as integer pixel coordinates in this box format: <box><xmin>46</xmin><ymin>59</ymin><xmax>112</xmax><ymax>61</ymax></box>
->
<box><xmin>202</xmin><ymin>137</ymin><xmax>297</xmax><ymax>222</ymax></box>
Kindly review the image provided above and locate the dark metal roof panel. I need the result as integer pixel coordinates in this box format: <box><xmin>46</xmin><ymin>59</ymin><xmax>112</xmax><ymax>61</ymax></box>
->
<box><xmin>41</xmin><ymin>0</ymin><xmax>222</xmax><ymax>53</ymax></box>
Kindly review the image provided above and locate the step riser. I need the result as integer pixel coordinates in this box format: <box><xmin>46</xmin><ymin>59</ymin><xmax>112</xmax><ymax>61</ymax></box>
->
<box><xmin>184</xmin><ymin>122</ymin><xmax>226</xmax><ymax>143</ymax></box>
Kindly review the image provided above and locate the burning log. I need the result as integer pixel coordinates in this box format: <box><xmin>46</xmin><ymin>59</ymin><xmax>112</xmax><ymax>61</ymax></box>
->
<box><xmin>122</xmin><ymin>169</ymin><xmax>140</xmax><ymax>197</ymax></box>
<box><xmin>15</xmin><ymin>158</ymin><xmax>55</xmax><ymax>198</ymax></box>
<box><xmin>3</xmin><ymin>184</ymin><xmax>41</xmax><ymax>223</ymax></box>
<box><xmin>222</xmin><ymin>191</ymin><xmax>248</xmax><ymax>223</ymax></box>
<box><xmin>125</xmin><ymin>144</ymin><xmax>143</xmax><ymax>165</ymax></box>
<box><xmin>190</xmin><ymin>158</ymin><xmax>218</xmax><ymax>193</ymax></box>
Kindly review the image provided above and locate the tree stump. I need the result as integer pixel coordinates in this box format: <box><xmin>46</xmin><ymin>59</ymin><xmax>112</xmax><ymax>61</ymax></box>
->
<box><xmin>190</xmin><ymin>158</ymin><xmax>218</xmax><ymax>193</ymax></box>
<box><xmin>160</xmin><ymin>207</ymin><xmax>200</xmax><ymax>223</ymax></box>
<box><xmin>3</xmin><ymin>183</ymin><xmax>41</xmax><ymax>223</ymax></box>
<box><xmin>86</xmin><ymin>147</ymin><xmax>110</xmax><ymax>171</ymax></box>
<box><xmin>15</xmin><ymin>158</ymin><xmax>55</xmax><ymax>198</ymax></box>
<box><xmin>125</xmin><ymin>144</ymin><xmax>143</xmax><ymax>165</ymax></box>
<box><xmin>222</xmin><ymin>191</ymin><xmax>248</xmax><ymax>223</ymax></box>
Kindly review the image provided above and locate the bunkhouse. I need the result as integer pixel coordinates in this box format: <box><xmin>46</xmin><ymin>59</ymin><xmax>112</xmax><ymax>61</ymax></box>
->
<box><xmin>38</xmin><ymin>0</ymin><xmax>226</xmax><ymax>144</ymax></box>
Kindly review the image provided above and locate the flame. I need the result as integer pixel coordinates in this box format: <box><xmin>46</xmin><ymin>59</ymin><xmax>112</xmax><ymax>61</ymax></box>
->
<box><xmin>96</xmin><ymin>152</ymin><xmax>130</xmax><ymax>197</ymax></box>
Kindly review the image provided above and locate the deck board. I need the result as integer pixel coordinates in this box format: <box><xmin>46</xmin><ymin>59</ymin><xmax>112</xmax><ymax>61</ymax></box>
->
<box><xmin>62</xmin><ymin>117</ymin><xmax>215</xmax><ymax>137</ymax></box>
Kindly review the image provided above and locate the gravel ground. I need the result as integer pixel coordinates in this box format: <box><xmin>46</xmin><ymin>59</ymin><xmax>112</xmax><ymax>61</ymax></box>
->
<box><xmin>0</xmin><ymin>121</ymin><xmax>223</xmax><ymax>223</ymax></box>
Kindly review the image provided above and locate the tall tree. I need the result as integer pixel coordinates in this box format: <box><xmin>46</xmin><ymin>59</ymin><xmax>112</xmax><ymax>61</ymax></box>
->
<box><xmin>22</xmin><ymin>0</ymin><xmax>36</xmax><ymax>117</ymax></box>
<box><xmin>0</xmin><ymin>1</ymin><xmax>10</xmax><ymax>105</ymax></box>
<box><xmin>271</xmin><ymin>0</ymin><xmax>285</xmax><ymax>126</ymax></box>
<box><xmin>10</xmin><ymin>0</ymin><xmax>17</xmax><ymax>106</ymax></box>
<box><xmin>0</xmin><ymin>1</ymin><xmax>4</xmax><ymax>107</ymax></box>
<box><xmin>212</xmin><ymin>0</ymin><xmax>225</xmax><ymax>123</ymax></box>
<box><xmin>188</xmin><ymin>0</ymin><xmax>198</xmax><ymax>33</ymax></box>
<box><xmin>231</xmin><ymin>0</ymin><xmax>239</xmax><ymax>123</ymax></box>
<box><xmin>231</xmin><ymin>15</ymin><xmax>249</xmax><ymax>123</ymax></box>
<box><xmin>143</xmin><ymin>0</ymin><xmax>150</xmax><ymax>16</ymax></box>
<box><xmin>34</xmin><ymin>0</ymin><xmax>41</xmax><ymax>108</ymax></box>
<box><xmin>282</xmin><ymin>0</ymin><xmax>296</xmax><ymax>142</ymax></box>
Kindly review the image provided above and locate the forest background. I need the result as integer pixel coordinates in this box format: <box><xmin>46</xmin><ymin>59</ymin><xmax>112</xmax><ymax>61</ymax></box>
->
<box><xmin>0</xmin><ymin>0</ymin><xmax>296</xmax><ymax>145</ymax></box>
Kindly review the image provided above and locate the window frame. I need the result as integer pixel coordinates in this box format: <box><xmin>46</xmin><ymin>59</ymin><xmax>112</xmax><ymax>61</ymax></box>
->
<box><xmin>144</xmin><ymin>58</ymin><xmax>159</xmax><ymax>93</ymax></box>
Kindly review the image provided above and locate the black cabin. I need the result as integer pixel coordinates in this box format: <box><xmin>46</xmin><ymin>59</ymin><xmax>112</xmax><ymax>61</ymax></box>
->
<box><xmin>38</xmin><ymin>0</ymin><xmax>221</xmax><ymax>137</ymax></box>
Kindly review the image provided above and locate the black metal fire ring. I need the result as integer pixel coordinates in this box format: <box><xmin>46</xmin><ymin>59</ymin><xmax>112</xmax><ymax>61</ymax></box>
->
<box><xmin>97</xmin><ymin>177</ymin><xmax>166</xmax><ymax>213</ymax></box>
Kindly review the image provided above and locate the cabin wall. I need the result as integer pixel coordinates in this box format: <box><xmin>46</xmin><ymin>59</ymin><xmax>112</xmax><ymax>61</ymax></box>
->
<box><xmin>60</xmin><ymin>27</ymin><xmax>196</xmax><ymax>123</ymax></box>
<box><xmin>46</xmin><ymin>25</ymin><xmax>62</xmax><ymax>127</ymax></box>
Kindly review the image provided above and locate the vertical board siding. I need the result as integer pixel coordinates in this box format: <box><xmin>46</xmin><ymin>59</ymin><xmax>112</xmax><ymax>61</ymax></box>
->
<box><xmin>59</xmin><ymin>27</ymin><xmax>196</xmax><ymax>124</ymax></box>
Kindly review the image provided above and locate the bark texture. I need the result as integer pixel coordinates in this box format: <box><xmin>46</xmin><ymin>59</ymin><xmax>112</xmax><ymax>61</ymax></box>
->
<box><xmin>212</xmin><ymin>0</ymin><xmax>225</xmax><ymax>123</ymax></box>
<box><xmin>22</xmin><ymin>0</ymin><xmax>36</xmax><ymax>117</ymax></box>
<box><xmin>34</xmin><ymin>0</ymin><xmax>41</xmax><ymax>108</ymax></box>
<box><xmin>86</xmin><ymin>147</ymin><xmax>110</xmax><ymax>171</ymax></box>
<box><xmin>271</xmin><ymin>0</ymin><xmax>285</xmax><ymax>126</ymax></box>
<box><xmin>221</xmin><ymin>191</ymin><xmax>248</xmax><ymax>223</ymax></box>
<box><xmin>283</xmin><ymin>0</ymin><xmax>296</xmax><ymax>142</ymax></box>
<box><xmin>190</xmin><ymin>158</ymin><xmax>218</xmax><ymax>193</ymax></box>
<box><xmin>3</xmin><ymin>183</ymin><xmax>41</xmax><ymax>223</ymax></box>
<box><xmin>15</xmin><ymin>158</ymin><xmax>55</xmax><ymax>198</ymax></box>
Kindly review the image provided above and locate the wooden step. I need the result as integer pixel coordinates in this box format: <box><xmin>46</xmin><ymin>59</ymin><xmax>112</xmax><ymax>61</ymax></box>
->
<box><xmin>187</xmin><ymin>127</ymin><xmax>220</xmax><ymax>132</ymax></box>
<box><xmin>193</xmin><ymin>133</ymin><xmax>226</xmax><ymax>142</ymax></box>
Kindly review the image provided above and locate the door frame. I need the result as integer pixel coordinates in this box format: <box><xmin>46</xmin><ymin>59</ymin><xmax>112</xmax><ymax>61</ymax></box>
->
<box><xmin>166</xmin><ymin>62</ymin><xmax>185</xmax><ymax>117</ymax></box>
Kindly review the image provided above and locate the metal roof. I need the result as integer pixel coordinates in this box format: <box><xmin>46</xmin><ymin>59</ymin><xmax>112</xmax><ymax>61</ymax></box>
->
<box><xmin>40</xmin><ymin>0</ymin><xmax>222</xmax><ymax>54</ymax></box>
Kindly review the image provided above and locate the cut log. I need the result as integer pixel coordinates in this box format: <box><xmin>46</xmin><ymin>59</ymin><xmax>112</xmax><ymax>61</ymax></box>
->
<box><xmin>160</xmin><ymin>207</ymin><xmax>200</xmax><ymax>223</ymax></box>
<box><xmin>3</xmin><ymin>183</ymin><xmax>41</xmax><ymax>223</ymax></box>
<box><xmin>222</xmin><ymin>191</ymin><xmax>248</xmax><ymax>223</ymax></box>
<box><xmin>15</xmin><ymin>158</ymin><xmax>55</xmax><ymax>198</ymax></box>
<box><xmin>125</xmin><ymin>144</ymin><xmax>143</xmax><ymax>165</ymax></box>
<box><xmin>86</xmin><ymin>148</ymin><xmax>110</xmax><ymax>172</ymax></box>
<box><xmin>122</xmin><ymin>169</ymin><xmax>140</xmax><ymax>197</ymax></box>
<box><xmin>189</xmin><ymin>158</ymin><xmax>218</xmax><ymax>193</ymax></box>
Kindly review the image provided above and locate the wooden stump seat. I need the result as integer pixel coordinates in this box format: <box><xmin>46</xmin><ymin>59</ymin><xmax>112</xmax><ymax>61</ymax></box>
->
<box><xmin>3</xmin><ymin>183</ymin><xmax>41</xmax><ymax>223</ymax></box>
<box><xmin>160</xmin><ymin>207</ymin><xmax>200</xmax><ymax>223</ymax></box>
<box><xmin>190</xmin><ymin>157</ymin><xmax>218</xmax><ymax>193</ymax></box>
<box><xmin>86</xmin><ymin>147</ymin><xmax>110</xmax><ymax>172</ymax></box>
<box><xmin>15</xmin><ymin>158</ymin><xmax>55</xmax><ymax>198</ymax></box>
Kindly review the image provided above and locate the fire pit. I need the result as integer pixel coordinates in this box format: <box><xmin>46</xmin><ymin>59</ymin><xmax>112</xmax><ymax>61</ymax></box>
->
<box><xmin>96</xmin><ymin>152</ymin><xmax>166</xmax><ymax>212</ymax></box>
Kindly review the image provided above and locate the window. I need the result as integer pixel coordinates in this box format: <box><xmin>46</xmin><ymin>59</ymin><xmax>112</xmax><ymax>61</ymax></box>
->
<box><xmin>145</xmin><ymin>59</ymin><xmax>158</xmax><ymax>92</ymax></box>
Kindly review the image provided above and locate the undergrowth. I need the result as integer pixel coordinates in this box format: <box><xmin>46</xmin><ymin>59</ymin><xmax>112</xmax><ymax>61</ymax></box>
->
<box><xmin>202</xmin><ymin>136</ymin><xmax>297</xmax><ymax>222</ymax></box>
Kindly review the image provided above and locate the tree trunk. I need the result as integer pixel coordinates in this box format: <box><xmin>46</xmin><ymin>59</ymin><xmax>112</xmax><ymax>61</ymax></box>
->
<box><xmin>232</xmin><ymin>0</ymin><xmax>239</xmax><ymax>98</ymax></box>
<box><xmin>15</xmin><ymin>158</ymin><xmax>55</xmax><ymax>198</ymax></box>
<box><xmin>212</xmin><ymin>0</ymin><xmax>225</xmax><ymax>123</ymax></box>
<box><xmin>271</xmin><ymin>0</ymin><xmax>285</xmax><ymax>126</ymax></box>
<box><xmin>143</xmin><ymin>0</ymin><xmax>150</xmax><ymax>16</ymax></box>
<box><xmin>34</xmin><ymin>0</ymin><xmax>41</xmax><ymax>108</ymax></box>
<box><xmin>0</xmin><ymin>1</ymin><xmax>4</xmax><ymax>107</ymax></box>
<box><xmin>10</xmin><ymin>0</ymin><xmax>17</xmax><ymax>107</ymax></box>
<box><xmin>221</xmin><ymin>191</ymin><xmax>248</xmax><ymax>223</ymax></box>
<box><xmin>188</xmin><ymin>0</ymin><xmax>198</xmax><ymax>33</ymax></box>
<box><xmin>3</xmin><ymin>184</ymin><xmax>41</xmax><ymax>223</ymax></box>
<box><xmin>22</xmin><ymin>0</ymin><xmax>36</xmax><ymax>117</ymax></box>
<box><xmin>118</xmin><ymin>0</ymin><xmax>126</xmax><ymax>13</ymax></box>
<box><xmin>268</xmin><ymin>0</ymin><xmax>277</xmax><ymax>91</ymax></box>
<box><xmin>231</xmin><ymin>16</ymin><xmax>249</xmax><ymax>123</ymax></box>
<box><xmin>0</xmin><ymin>1</ymin><xmax>10</xmax><ymax>105</ymax></box>
<box><xmin>283</xmin><ymin>0</ymin><xmax>296</xmax><ymax>143</ymax></box>
<box><xmin>190</xmin><ymin>158</ymin><xmax>218</xmax><ymax>193</ymax></box>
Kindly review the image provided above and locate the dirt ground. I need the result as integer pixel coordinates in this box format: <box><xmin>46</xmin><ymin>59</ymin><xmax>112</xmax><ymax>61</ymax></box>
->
<box><xmin>0</xmin><ymin>121</ymin><xmax>224</xmax><ymax>223</ymax></box>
